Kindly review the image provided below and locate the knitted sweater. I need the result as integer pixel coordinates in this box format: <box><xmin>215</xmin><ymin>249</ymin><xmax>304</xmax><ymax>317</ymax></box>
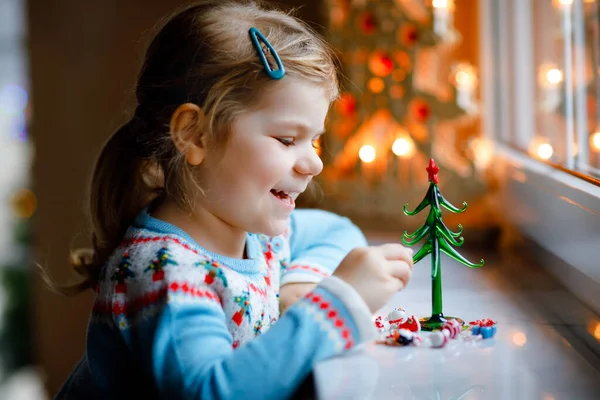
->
<box><xmin>55</xmin><ymin>209</ymin><xmax>377</xmax><ymax>400</ymax></box>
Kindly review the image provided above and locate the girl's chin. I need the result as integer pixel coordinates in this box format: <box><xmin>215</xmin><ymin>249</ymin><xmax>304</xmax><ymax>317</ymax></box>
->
<box><xmin>255</xmin><ymin>218</ymin><xmax>288</xmax><ymax>238</ymax></box>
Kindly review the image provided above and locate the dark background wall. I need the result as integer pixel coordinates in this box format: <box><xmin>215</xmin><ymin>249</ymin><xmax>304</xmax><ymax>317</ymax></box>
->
<box><xmin>28</xmin><ymin>0</ymin><xmax>326</xmax><ymax>394</ymax></box>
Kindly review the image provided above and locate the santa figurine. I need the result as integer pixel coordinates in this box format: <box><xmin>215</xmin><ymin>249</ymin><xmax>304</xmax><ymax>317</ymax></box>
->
<box><xmin>398</xmin><ymin>315</ymin><xmax>421</xmax><ymax>333</ymax></box>
<box><xmin>387</xmin><ymin>308</ymin><xmax>407</xmax><ymax>329</ymax></box>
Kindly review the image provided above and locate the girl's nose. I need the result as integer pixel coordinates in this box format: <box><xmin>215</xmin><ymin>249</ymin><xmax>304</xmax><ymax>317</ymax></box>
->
<box><xmin>294</xmin><ymin>147</ymin><xmax>323</xmax><ymax>177</ymax></box>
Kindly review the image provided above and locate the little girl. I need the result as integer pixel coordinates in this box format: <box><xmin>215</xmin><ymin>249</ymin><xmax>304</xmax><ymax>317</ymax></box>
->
<box><xmin>55</xmin><ymin>1</ymin><xmax>413</xmax><ymax>399</ymax></box>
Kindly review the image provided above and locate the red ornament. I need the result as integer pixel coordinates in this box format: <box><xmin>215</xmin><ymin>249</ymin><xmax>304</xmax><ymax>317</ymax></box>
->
<box><xmin>336</xmin><ymin>93</ymin><xmax>357</xmax><ymax>117</ymax></box>
<box><xmin>357</xmin><ymin>12</ymin><xmax>377</xmax><ymax>35</ymax></box>
<box><xmin>410</xmin><ymin>99</ymin><xmax>431</xmax><ymax>122</ymax></box>
<box><xmin>426</xmin><ymin>158</ymin><xmax>440</xmax><ymax>184</ymax></box>
<box><xmin>399</xmin><ymin>24</ymin><xmax>419</xmax><ymax>47</ymax></box>
<box><xmin>369</xmin><ymin>51</ymin><xmax>394</xmax><ymax>77</ymax></box>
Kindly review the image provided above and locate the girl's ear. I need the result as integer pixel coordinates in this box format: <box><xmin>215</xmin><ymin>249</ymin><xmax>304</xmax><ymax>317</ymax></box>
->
<box><xmin>169</xmin><ymin>103</ymin><xmax>207</xmax><ymax>166</ymax></box>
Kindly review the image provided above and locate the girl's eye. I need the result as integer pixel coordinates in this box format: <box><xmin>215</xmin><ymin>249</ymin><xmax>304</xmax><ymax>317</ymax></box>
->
<box><xmin>276</xmin><ymin>137</ymin><xmax>294</xmax><ymax>146</ymax></box>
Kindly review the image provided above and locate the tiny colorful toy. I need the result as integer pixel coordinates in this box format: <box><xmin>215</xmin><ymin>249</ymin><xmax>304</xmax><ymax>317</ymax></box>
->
<box><xmin>387</xmin><ymin>307</ymin><xmax>406</xmax><ymax>328</ymax></box>
<box><xmin>374</xmin><ymin>305</ymin><xmax>498</xmax><ymax>349</ymax></box>
<box><xmin>429</xmin><ymin>331</ymin><xmax>448</xmax><ymax>348</ymax></box>
<box><xmin>380</xmin><ymin>328</ymin><xmax>422</xmax><ymax>347</ymax></box>
<box><xmin>441</xmin><ymin>319</ymin><xmax>462</xmax><ymax>339</ymax></box>
<box><xmin>469</xmin><ymin>319</ymin><xmax>497</xmax><ymax>339</ymax></box>
<box><xmin>402</xmin><ymin>159</ymin><xmax>485</xmax><ymax>331</ymax></box>
<box><xmin>398</xmin><ymin>315</ymin><xmax>421</xmax><ymax>332</ymax></box>
<box><xmin>385</xmin><ymin>308</ymin><xmax>421</xmax><ymax>332</ymax></box>
<box><xmin>374</xmin><ymin>316</ymin><xmax>389</xmax><ymax>332</ymax></box>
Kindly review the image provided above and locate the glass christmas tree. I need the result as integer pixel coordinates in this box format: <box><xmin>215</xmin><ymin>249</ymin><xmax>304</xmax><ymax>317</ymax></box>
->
<box><xmin>402</xmin><ymin>158</ymin><xmax>484</xmax><ymax>331</ymax></box>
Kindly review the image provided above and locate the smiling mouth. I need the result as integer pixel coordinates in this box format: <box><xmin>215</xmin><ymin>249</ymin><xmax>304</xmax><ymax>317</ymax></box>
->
<box><xmin>270</xmin><ymin>189</ymin><xmax>299</xmax><ymax>209</ymax></box>
<box><xmin>269</xmin><ymin>189</ymin><xmax>300</xmax><ymax>200</ymax></box>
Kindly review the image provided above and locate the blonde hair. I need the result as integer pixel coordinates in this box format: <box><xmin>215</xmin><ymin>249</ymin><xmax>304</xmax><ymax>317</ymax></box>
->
<box><xmin>52</xmin><ymin>0</ymin><xmax>339</xmax><ymax>295</ymax></box>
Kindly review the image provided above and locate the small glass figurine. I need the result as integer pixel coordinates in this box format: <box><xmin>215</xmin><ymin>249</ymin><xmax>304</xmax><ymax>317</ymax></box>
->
<box><xmin>402</xmin><ymin>159</ymin><xmax>484</xmax><ymax>331</ymax></box>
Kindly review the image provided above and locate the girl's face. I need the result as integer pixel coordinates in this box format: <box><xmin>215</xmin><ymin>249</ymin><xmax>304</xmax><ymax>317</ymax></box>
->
<box><xmin>196</xmin><ymin>77</ymin><xmax>329</xmax><ymax>236</ymax></box>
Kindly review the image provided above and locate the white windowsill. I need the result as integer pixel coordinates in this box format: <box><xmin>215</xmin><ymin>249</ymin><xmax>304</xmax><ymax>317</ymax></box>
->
<box><xmin>495</xmin><ymin>143</ymin><xmax>600</xmax><ymax>201</ymax></box>
<box><xmin>494</xmin><ymin>142</ymin><xmax>600</xmax><ymax>315</ymax></box>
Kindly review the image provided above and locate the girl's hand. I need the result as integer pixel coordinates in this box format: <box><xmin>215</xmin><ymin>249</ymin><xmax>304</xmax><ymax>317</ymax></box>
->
<box><xmin>279</xmin><ymin>282</ymin><xmax>317</xmax><ymax>313</ymax></box>
<box><xmin>333</xmin><ymin>244</ymin><xmax>414</xmax><ymax>313</ymax></box>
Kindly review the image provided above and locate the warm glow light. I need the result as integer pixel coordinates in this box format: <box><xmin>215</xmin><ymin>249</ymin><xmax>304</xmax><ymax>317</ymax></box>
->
<box><xmin>313</xmin><ymin>137</ymin><xmax>321</xmax><ymax>156</ymax></box>
<box><xmin>432</xmin><ymin>0</ymin><xmax>449</xmax><ymax>8</ymax></box>
<box><xmin>368</xmin><ymin>77</ymin><xmax>385</xmax><ymax>94</ymax></box>
<box><xmin>586</xmin><ymin>321</ymin><xmax>600</xmax><ymax>341</ymax></box>
<box><xmin>591</xmin><ymin>131</ymin><xmax>600</xmax><ymax>151</ymax></box>
<box><xmin>512</xmin><ymin>332</ymin><xmax>527</xmax><ymax>347</ymax></box>
<box><xmin>469</xmin><ymin>137</ymin><xmax>494</xmax><ymax>169</ymax></box>
<box><xmin>529</xmin><ymin>137</ymin><xmax>554</xmax><ymax>160</ymax></box>
<box><xmin>554</xmin><ymin>0</ymin><xmax>574</xmax><ymax>7</ymax></box>
<box><xmin>392</xmin><ymin>137</ymin><xmax>414</xmax><ymax>157</ymax></box>
<box><xmin>453</xmin><ymin>64</ymin><xmax>477</xmax><ymax>90</ymax></box>
<box><xmin>359</xmin><ymin>145</ymin><xmax>376</xmax><ymax>163</ymax></box>
<box><xmin>537</xmin><ymin>143</ymin><xmax>554</xmax><ymax>160</ymax></box>
<box><xmin>456</xmin><ymin>71</ymin><xmax>475</xmax><ymax>88</ymax></box>
<box><xmin>539</xmin><ymin>64</ymin><xmax>563</xmax><ymax>88</ymax></box>
<box><xmin>546</xmin><ymin>68</ymin><xmax>563</xmax><ymax>85</ymax></box>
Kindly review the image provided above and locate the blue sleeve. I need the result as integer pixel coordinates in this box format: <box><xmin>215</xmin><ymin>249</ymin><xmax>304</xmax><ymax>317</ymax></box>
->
<box><xmin>152</xmin><ymin>276</ymin><xmax>377</xmax><ymax>399</ymax></box>
<box><xmin>282</xmin><ymin>209</ymin><xmax>367</xmax><ymax>286</ymax></box>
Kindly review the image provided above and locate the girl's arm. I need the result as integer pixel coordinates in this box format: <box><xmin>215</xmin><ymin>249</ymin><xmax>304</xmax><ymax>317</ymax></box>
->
<box><xmin>282</xmin><ymin>209</ymin><xmax>368</xmax><ymax>286</ymax></box>
<box><xmin>151</xmin><ymin>275</ymin><xmax>377</xmax><ymax>399</ymax></box>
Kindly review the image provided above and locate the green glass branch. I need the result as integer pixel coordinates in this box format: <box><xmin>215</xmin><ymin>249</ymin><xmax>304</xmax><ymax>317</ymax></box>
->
<box><xmin>403</xmin><ymin>223</ymin><xmax>429</xmax><ymax>240</ymax></box>
<box><xmin>412</xmin><ymin>241</ymin><xmax>432</xmax><ymax>264</ymax></box>
<box><xmin>438</xmin><ymin>193</ymin><xmax>468</xmax><ymax>214</ymax></box>
<box><xmin>438</xmin><ymin>237</ymin><xmax>485</xmax><ymax>268</ymax></box>
<box><xmin>402</xmin><ymin>225</ymin><xmax>431</xmax><ymax>245</ymax></box>
<box><xmin>403</xmin><ymin>185</ymin><xmax>434</xmax><ymax>216</ymax></box>
<box><xmin>440</xmin><ymin>221</ymin><xmax>463</xmax><ymax>238</ymax></box>
<box><xmin>403</xmin><ymin>200</ymin><xmax>428</xmax><ymax>216</ymax></box>
<box><xmin>436</xmin><ymin>225</ymin><xmax>464</xmax><ymax>247</ymax></box>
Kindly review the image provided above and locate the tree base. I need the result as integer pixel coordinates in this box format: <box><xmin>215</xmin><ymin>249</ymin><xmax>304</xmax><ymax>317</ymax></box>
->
<box><xmin>419</xmin><ymin>314</ymin><xmax>464</xmax><ymax>331</ymax></box>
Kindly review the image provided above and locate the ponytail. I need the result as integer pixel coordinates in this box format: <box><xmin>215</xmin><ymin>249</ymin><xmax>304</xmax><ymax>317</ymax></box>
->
<box><xmin>45</xmin><ymin>119</ymin><xmax>160</xmax><ymax>295</ymax></box>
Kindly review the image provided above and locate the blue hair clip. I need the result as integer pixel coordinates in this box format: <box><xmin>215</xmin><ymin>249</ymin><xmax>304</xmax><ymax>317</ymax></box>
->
<box><xmin>249</xmin><ymin>27</ymin><xmax>286</xmax><ymax>80</ymax></box>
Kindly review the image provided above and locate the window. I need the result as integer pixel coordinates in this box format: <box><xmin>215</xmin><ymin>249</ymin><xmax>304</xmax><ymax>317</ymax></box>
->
<box><xmin>481</xmin><ymin>0</ymin><xmax>600</xmax><ymax>316</ymax></box>
<box><xmin>486</xmin><ymin>0</ymin><xmax>600</xmax><ymax>182</ymax></box>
